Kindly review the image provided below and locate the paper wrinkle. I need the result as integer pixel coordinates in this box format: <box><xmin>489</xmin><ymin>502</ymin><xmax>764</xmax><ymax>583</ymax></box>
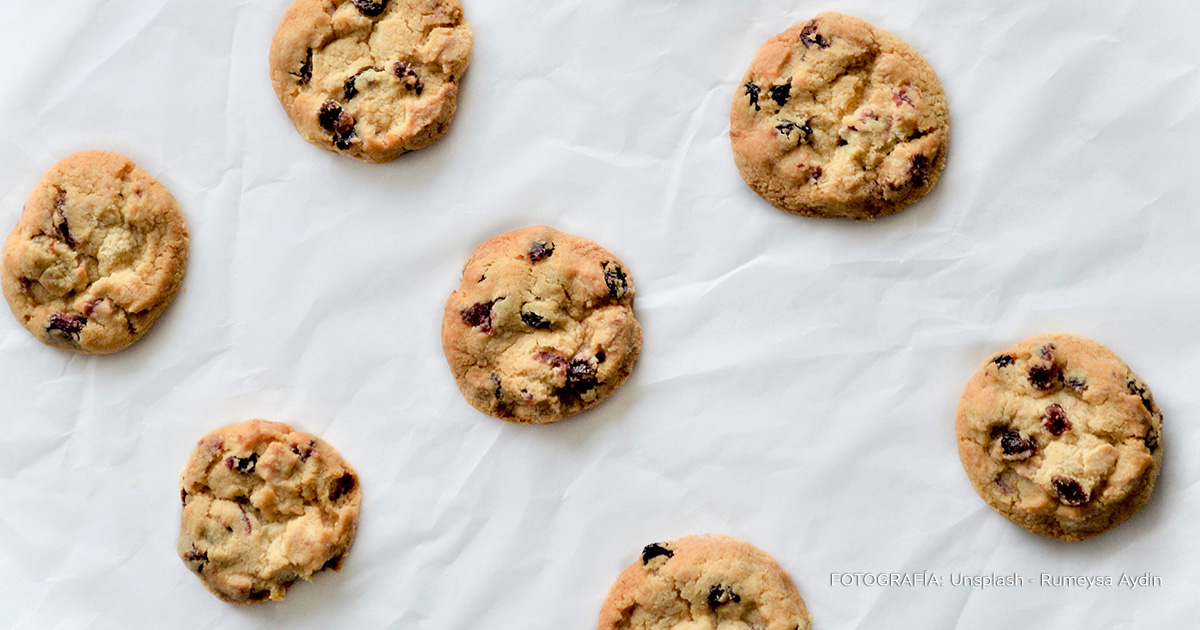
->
<box><xmin>3</xmin><ymin>1</ymin><xmax>1200</xmax><ymax>628</ymax></box>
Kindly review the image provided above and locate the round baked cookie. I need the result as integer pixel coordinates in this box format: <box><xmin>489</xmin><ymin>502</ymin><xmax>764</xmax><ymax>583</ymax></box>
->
<box><xmin>178</xmin><ymin>419</ymin><xmax>361</xmax><ymax>604</ymax></box>
<box><xmin>0</xmin><ymin>150</ymin><xmax>188</xmax><ymax>354</ymax></box>
<box><xmin>442</xmin><ymin>226</ymin><xmax>642</xmax><ymax>424</ymax></box>
<box><xmin>730</xmin><ymin>12</ymin><xmax>949</xmax><ymax>220</ymax></box>
<box><xmin>269</xmin><ymin>0</ymin><xmax>473</xmax><ymax>162</ymax></box>
<box><xmin>956</xmin><ymin>333</ymin><xmax>1163</xmax><ymax>541</ymax></box>
<box><xmin>598</xmin><ymin>535</ymin><xmax>812</xmax><ymax>630</ymax></box>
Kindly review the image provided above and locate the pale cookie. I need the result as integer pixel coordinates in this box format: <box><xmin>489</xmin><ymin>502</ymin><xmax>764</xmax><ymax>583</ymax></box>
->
<box><xmin>269</xmin><ymin>0</ymin><xmax>473</xmax><ymax>162</ymax></box>
<box><xmin>178</xmin><ymin>420</ymin><xmax>361</xmax><ymax>604</ymax></box>
<box><xmin>442</xmin><ymin>226</ymin><xmax>642</xmax><ymax>424</ymax></box>
<box><xmin>598</xmin><ymin>535</ymin><xmax>812</xmax><ymax>630</ymax></box>
<box><xmin>731</xmin><ymin>12</ymin><xmax>949</xmax><ymax>220</ymax></box>
<box><xmin>956</xmin><ymin>333</ymin><xmax>1163</xmax><ymax>541</ymax></box>
<box><xmin>0</xmin><ymin>150</ymin><xmax>188</xmax><ymax>354</ymax></box>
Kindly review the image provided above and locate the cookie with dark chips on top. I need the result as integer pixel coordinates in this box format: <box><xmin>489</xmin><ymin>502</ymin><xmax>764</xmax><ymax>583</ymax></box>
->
<box><xmin>731</xmin><ymin>11</ymin><xmax>949</xmax><ymax>219</ymax></box>
<box><xmin>0</xmin><ymin>150</ymin><xmax>188</xmax><ymax>354</ymax></box>
<box><xmin>178</xmin><ymin>419</ymin><xmax>361</xmax><ymax>604</ymax></box>
<box><xmin>269</xmin><ymin>0</ymin><xmax>473</xmax><ymax>162</ymax></box>
<box><xmin>441</xmin><ymin>226</ymin><xmax>642</xmax><ymax>424</ymax></box>
<box><xmin>598</xmin><ymin>534</ymin><xmax>812</xmax><ymax>630</ymax></box>
<box><xmin>956</xmin><ymin>333</ymin><xmax>1163</xmax><ymax>541</ymax></box>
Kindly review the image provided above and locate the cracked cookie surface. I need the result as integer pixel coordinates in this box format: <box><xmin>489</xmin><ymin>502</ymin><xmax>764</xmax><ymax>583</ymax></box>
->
<box><xmin>956</xmin><ymin>333</ymin><xmax>1163</xmax><ymax>541</ymax></box>
<box><xmin>730</xmin><ymin>12</ymin><xmax>948</xmax><ymax>220</ymax></box>
<box><xmin>269</xmin><ymin>0</ymin><xmax>473</xmax><ymax>162</ymax></box>
<box><xmin>178</xmin><ymin>420</ymin><xmax>361</xmax><ymax>604</ymax></box>
<box><xmin>442</xmin><ymin>226</ymin><xmax>642</xmax><ymax>424</ymax></box>
<box><xmin>0</xmin><ymin>150</ymin><xmax>188</xmax><ymax>354</ymax></box>
<box><xmin>598</xmin><ymin>534</ymin><xmax>811</xmax><ymax>630</ymax></box>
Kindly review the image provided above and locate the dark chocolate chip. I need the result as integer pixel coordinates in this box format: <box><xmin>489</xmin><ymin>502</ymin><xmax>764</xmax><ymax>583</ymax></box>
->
<box><xmin>53</xmin><ymin>190</ymin><xmax>75</xmax><ymax>246</ymax></box>
<box><xmin>999</xmin><ymin>430</ymin><xmax>1036</xmax><ymax>459</ymax></box>
<box><xmin>319</xmin><ymin>100</ymin><xmax>343</xmax><ymax>131</ymax></box>
<box><xmin>1127</xmin><ymin>379</ymin><xmax>1154</xmax><ymax>413</ymax></box>
<box><xmin>1029</xmin><ymin>364</ymin><xmax>1056</xmax><ymax>391</ymax></box>
<box><xmin>908</xmin><ymin>154</ymin><xmax>933</xmax><ymax>188</ymax></box>
<box><xmin>329</xmin><ymin>473</ymin><xmax>356</xmax><ymax>502</ymax></box>
<box><xmin>566</xmin><ymin>358</ymin><xmax>599</xmax><ymax>394</ymax></box>
<box><xmin>351</xmin><ymin>0</ymin><xmax>388</xmax><ymax>16</ymax></box>
<box><xmin>641</xmin><ymin>543</ymin><xmax>674</xmax><ymax>564</ymax></box>
<box><xmin>319</xmin><ymin>101</ymin><xmax>357</xmax><ymax>150</ymax></box>
<box><xmin>247</xmin><ymin>589</ymin><xmax>271</xmax><ymax>602</ymax></box>
<box><xmin>1043</xmin><ymin>403</ymin><xmax>1072</xmax><ymax>436</ymax></box>
<box><xmin>333</xmin><ymin>129</ymin><xmax>357</xmax><ymax>150</ymax></box>
<box><xmin>769</xmin><ymin>81</ymin><xmax>792</xmax><ymax>106</ymax></box>
<box><xmin>799</xmin><ymin>20</ymin><xmax>831</xmax><ymax>49</ymax></box>
<box><xmin>707</xmin><ymin>584</ymin><xmax>741</xmax><ymax>608</ymax></box>
<box><xmin>183</xmin><ymin>545</ymin><xmax>208</xmax><ymax>571</ymax></box>
<box><xmin>1051</xmin><ymin>475</ymin><xmax>1089</xmax><ymax>507</ymax></box>
<box><xmin>461</xmin><ymin>300</ymin><xmax>498</xmax><ymax>333</ymax></box>
<box><xmin>294</xmin><ymin>48</ymin><xmax>313</xmax><ymax>85</ymax></box>
<box><xmin>744</xmin><ymin>82</ymin><xmax>761</xmax><ymax>111</ymax></box>
<box><xmin>603</xmin><ymin>262</ymin><xmax>629</xmax><ymax>300</ymax></box>
<box><xmin>529</xmin><ymin>240</ymin><xmax>554</xmax><ymax>262</ymax></box>
<box><xmin>775</xmin><ymin>120</ymin><xmax>812</xmax><ymax>144</ymax></box>
<box><xmin>291</xmin><ymin>441</ymin><xmax>314</xmax><ymax>463</ymax></box>
<box><xmin>225</xmin><ymin>453</ymin><xmax>258</xmax><ymax>474</ymax></box>
<box><xmin>393</xmin><ymin>61</ymin><xmax>424</xmax><ymax>95</ymax></box>
<box><xmin>521</xmin><ymin>309</ymin><xmax>550</xmax><ymax>329</ymax></box>
<box><xmin>991</xmin><ymin>354</ymin><xmax>1013</xmax><ymax>368</ymax></box>
<box><xmin>47</xmin><ymin>312</ymin><xmax>86</xmax><ymax>340</ymax></box>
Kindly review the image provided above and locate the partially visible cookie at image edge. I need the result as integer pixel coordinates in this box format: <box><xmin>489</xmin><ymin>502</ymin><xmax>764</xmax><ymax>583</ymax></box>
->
<box><xmin>731</xmin><ymin>11</ymin><xmax>949</xmax><ymax>220</ymax></box>
<box><xmin>178</xmin><ymin>419</ymin><xmax>361</xmax><ymax>604</ymax></box>
<box><xmin>0</xmin><ymin>150</ymin><xmax>189</xmax><ymax>354</ymax></box>
<box><xmin>442</xmin><ymin>225</ymin><xmax>642</xmax><ymax>424</ymax></box>
<box><xmin>956</xmin><ymin>333</ymin><xmax>1162</xmax><ymax>541</ymax></box>
<box><xmin>269</xmin><ymin>0</ymin><xmax>473</xmax><ymax>162</ymax></box>
<box><xmin>598</xmin><ymin>534</ymin><xmax>812</xmax><ymax>630</ymax></box>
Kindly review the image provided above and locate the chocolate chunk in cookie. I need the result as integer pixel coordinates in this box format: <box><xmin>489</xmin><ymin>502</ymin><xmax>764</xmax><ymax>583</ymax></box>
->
<box><xmin>442</xmin><ymin>226</ymin><xmax>642</xmax><ymax>424</ymax></box>
<box><xmin>269</xmin><ymin>0</ymin><xmax>473</xmax><ymax>162</ymax></box>
<box><xmin>0</xmin><ymin>150</ymin><xmax>189</xmax><ymax>354</ymax></box>
<box><xmin>178</xmin><ymin>420</ymin><xmax>360</xmax><ymax>604</ymax></box>
<box><xmin>731</xmin><ymin>12</ymin><xmax>949</xmax><ymax>220</ymax></box>
<box><xmin>956</xmin><ymin>333</ymin><xmax>1163</xmax><ymax>541</ymax></box>
<box><xmin>598</xmin><ymin>535</ymin><xmax>811</xmax><ymax>630</ymax></box>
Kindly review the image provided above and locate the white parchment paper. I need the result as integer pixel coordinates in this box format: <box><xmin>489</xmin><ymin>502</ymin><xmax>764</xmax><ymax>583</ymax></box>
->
<box><xmin>2</xmin><ymin>0</ymin><xmax>1199</xmax><ymax>627</ymax></box>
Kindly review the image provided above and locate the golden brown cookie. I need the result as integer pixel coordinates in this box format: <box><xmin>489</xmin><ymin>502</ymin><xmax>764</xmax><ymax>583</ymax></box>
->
<box><xmin>598</xmin><ymin>535</ymin><xmax>812</xmax><ymax>630</ymax></box>
<box><xmin>178</xmin><ymin>420</ymin><xmax>361</xmax><ymax>604</ymax></box>
<box><xmin>0</xmin><ymin>150</ymin><xmax>189</xmax><ymax>354</ymax></box>
<box><xmin>956</xmin><ymin>334</ymin><xmax>1163</xmax><ymax>541</ymax></box>
<box><xmin>731</xmin><ymin>12</ymin><xmax>949</xmax><ymax>219</ymax></box>
<box><xmin>269</xmin><ymin>0</ymin><xmax>473</xmax><ymax>162</ymax></box>
<box><xmin>442</xmin><ymin>226</ymin><xmax>642</xmax><ymax>424</ymax></box>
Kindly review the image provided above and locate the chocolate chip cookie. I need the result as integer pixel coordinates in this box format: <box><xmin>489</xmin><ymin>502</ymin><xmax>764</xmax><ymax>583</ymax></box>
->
<box><xmin>178</xmin><ymin>420</ymin><xmax>361</xmax><ymax>604</ymax></box>
<box><xmin>269</xmin><ymin>0</ymin><xmax>473</xmax><ymax>162</ymax></box>
<box><xmin>442</xmin><ymin>226</ymin><xmax>642</xmax><ymax>424</ymax></box>
<box><xmin>598</xmin><ymin>535</ymin><xmax>812</xmax><ymax>630</ymax></box>
<box><xmin>730</xmin><ymin>12</ymin><xmax>949</xmax><ymax>220</ymax></box>
<box><xmin>956</xmin><ymin>334</ymin><xmax>1163</xmax><ymax>541</ymax></box>
<box><xmin>0</xmin><ymin>150</ymin><xmax>189</xmax><ymax>354</ymax></box>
